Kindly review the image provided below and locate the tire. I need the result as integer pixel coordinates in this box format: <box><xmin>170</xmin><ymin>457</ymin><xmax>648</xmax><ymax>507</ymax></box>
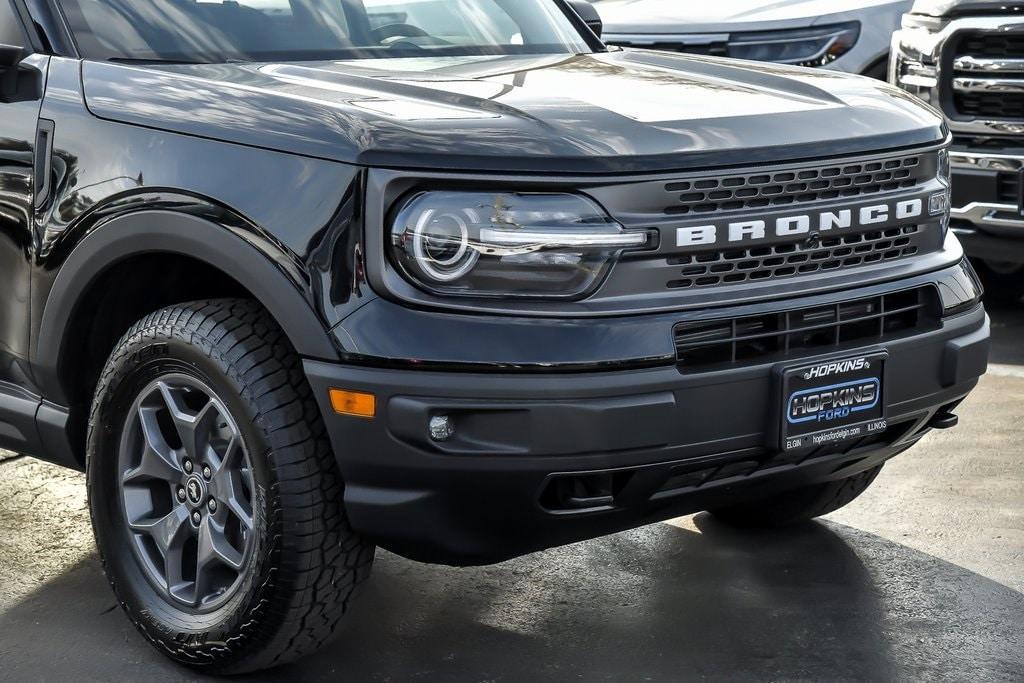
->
<box><xmin>87</xmin><ymin>299</ymin><xmax>373</xmax><ymax>674</ymax></box>
<box><xmin>709</xmin><ymin>465</ymin><xmax>884</xmax><ymax>528</ymax></box>
<box><xmin>975</xmin><ymin>259</ymin><xmax>1024</xmax><ymax>305</ymax></box>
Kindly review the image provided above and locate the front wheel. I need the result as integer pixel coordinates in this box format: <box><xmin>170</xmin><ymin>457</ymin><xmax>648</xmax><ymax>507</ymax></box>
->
<box><xmin>87</xmin><ymin>299</ymin><xmax>373</xmax><ymax>674</ymax></box>
<box><xmin>709</xmin><ymin>465</ymin><xmax>884</xmax><ymax>528</ymax></box>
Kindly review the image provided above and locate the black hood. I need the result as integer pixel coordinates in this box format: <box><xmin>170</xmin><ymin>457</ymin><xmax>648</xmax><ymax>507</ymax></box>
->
<box><xmin>81</xmin><ymin>50</ymin><xmax>947</xmax><ymax>174</ymax></box>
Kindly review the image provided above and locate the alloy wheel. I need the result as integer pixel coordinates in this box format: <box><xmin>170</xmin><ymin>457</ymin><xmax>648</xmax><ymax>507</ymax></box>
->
<box><xmin>118</xmin><ymin>374</ymin><xmax>256</xmax><ymax>611</ymax></box>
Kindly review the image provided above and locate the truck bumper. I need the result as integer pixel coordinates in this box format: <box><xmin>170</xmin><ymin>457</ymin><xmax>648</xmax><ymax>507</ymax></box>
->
<box><xmin>950</xmin><ymin>149</ymin><xmax>1024</xmax><ymax>266</ymax></box>
<box><xmin>304</xmin><ymin>265</ymin><xmax>989</xmax><ymax>566</ymax></box>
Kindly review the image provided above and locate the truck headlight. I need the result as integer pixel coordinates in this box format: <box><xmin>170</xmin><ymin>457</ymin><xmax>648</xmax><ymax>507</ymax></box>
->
<box><xmin>728</xmin><ymin>22</ymin><xmax>860</xmax><ymax>67</ymax></box>
<box><xmin>389</xmin><ymin>191</ymin><xmax>649</xmax><ymax>299</ymax></box>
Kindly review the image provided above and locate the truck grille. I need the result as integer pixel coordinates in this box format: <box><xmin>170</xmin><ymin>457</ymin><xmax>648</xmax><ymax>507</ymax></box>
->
<box><xmin>673</xmin><ymin>286</ymin><xmax>939</xmax><ymax>372</ymax></box>
<box><xmin>666</xmin><ymin>225</ymin><xmax>923</xmax><ymax>290</ymax></box>
<box><xmin>951</xmin><ymin>31</ymin><xmax>1024</xmax><ymax>120</ymax></box>
<box><xmin>664</xmin><ymin>154</ymin><xmax>924</xmax><ymax>216</ymax></box>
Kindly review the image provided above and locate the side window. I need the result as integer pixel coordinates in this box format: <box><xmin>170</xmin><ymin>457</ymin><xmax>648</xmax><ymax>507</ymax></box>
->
<box><xmin>0</xmin><ymin>0</ymin><xmax>27</xmax><ymax>47</ymax></box>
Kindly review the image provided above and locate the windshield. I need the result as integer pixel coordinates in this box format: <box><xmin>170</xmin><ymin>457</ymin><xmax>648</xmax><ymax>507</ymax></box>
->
<box><xmin>56</xmin><ymin>0</ymin><xmax>593</xmax><ymax>63</ymax></box>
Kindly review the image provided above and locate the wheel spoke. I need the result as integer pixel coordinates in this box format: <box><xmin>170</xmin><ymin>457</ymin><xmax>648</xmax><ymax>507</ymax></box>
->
<box><xmin>157</xmin><ymin>382</ymin><xmax>220</xmax><ymax>463</ymax></box>
<box><xmin>129</xmin><ymin>505</ymin><xmax>191</xmax><ymax>558</ymax></box>
<box><xmin>198</xmin><ymin>516</ymin><xmax>244</xmax><ymax>572</ymax></box>
<box><xmin>212</xmin><ymin>437</ymin><xmax>254</xmax><ymax>530</ymax></box>
<box><xmin>123</xmin><ymin>406</ymin><xmax>181</xmax><ymax>485</ymax></box>
<box><xmin>211</xmin><ymin>435</ymin><xmax>242</xmax><ymax>482</ymax></box>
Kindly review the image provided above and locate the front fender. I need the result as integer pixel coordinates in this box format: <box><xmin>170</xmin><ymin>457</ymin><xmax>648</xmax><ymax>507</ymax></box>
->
<box><xmin>33</xmin><ymin>207</ymin><xmax>341</xmax><ymax>405</ymax></box>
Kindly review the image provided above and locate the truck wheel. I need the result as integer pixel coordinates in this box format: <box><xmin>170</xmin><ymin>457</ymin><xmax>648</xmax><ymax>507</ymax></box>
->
<box><xmin>708</xmin><ymin>465</ymin><xmax>884</xmax><ymax>528</ymax></box>
<box><xmin>86</xmin><ymin>299</ymin><xmax>373</xmax><ymax>674</ymax></box>
<box><xmin>977</xmin><ymin>260</ymin><xmax>1024</xmax><ymax>304</ymax></box>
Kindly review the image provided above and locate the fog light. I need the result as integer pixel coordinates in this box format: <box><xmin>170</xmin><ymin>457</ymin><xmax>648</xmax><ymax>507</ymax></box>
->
<box><xmin>429</xmin><ymin>415</ymin><xmax>455</xmax><ymax>442</ymax></box>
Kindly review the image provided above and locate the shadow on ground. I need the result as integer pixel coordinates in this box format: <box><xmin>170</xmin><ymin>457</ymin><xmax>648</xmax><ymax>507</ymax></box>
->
<box><xmin>985</xmin><ymin>299</ymin><xmax>1024</xmax><ymax>366</ymax></box>
<box><xmin>2</xmin><ymin>515</ymin><xmax>1020</xmax><ymax>681</ymax></box>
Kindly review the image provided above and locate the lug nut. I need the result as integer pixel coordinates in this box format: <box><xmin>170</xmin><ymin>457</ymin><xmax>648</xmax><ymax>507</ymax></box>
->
<box><xmin>177</xmin><ymin>487</ymin><xmax>186</xmax><ymax>502</ymax></box>
<box><xmin>202</xmin><ymin>465</ymin><xmax>212</xmax><ymax>480</ymax></box>
<box><xmin>183</xmin><ymin>459</ymin><xmax>194</xmax><ymax>474</ymax></box>
<box><xmin>208</xmin><ymin>499</ymin><xmax>217</xmax><ymax>513</ymax></box>
<box><xmin>192</xmin><ymin>511</ymin><xmax>202</xmax><ymax>525</ymax></box>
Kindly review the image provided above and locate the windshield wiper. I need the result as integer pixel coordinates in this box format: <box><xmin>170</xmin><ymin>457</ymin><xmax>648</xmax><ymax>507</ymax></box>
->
<box><xmin>109</xmin><ymin>56</ymin><xmax>252</xmax><ymax>65</ymax></box>
<box><xmin>108</xmin><ymin>57</ymin><xmax>210</xmax><ymax>65</ymax></box>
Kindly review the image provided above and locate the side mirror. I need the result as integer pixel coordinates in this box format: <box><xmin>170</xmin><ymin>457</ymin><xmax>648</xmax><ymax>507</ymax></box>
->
<box><xmin>0</xmin><ymin>43</ymin><xmax>25</xmax><ymax>69</ymax></box>
<box><xmin>567</xmin><ymin>0</ymin><xmax>603</xmax><ymax>39</ymax></box>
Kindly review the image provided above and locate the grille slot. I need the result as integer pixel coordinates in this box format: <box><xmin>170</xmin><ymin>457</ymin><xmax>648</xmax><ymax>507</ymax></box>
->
<box><xmin>673</xmin><ymin>286</ymin><xmax>939</xmax><ymax>372</ymax></box>
<box><xmin>999</xmin><ymin>172</ymin><xmax>1021</xmax><ymax>203</ymax></box>
<box><xmin>663</xmin><ymin>155</ymin><xmax>923</xmax><ymax>216</ymax></box>
<box><xmin>959</xmin><ymin>32</ymin><xmax>1024</xmax><ymax>57</ymax></box>
<box><xmin>666</xmin><ymin>225</ymin><xmax>924</xmax><ymax>290</ymax></box>
<box><xmin>955</xmin><ymin>92</ymin><xmax>1024</xmax><ymax>119</ymax></box>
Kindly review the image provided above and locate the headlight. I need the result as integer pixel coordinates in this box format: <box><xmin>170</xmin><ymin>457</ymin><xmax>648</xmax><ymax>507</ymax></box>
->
<box><xmin>728</xmin><ymin>22</ymin><xmax>860</xmax><ymax>67</ymax></box>
<box><xmin>389</xmin><ymin>191</ymin><xmax>649</xmax><ymax>299</ymax></box>
<box><xmin>932</xmin><ymin>148</ymin><xmax>952</xmax><ymax>236</ymax></box>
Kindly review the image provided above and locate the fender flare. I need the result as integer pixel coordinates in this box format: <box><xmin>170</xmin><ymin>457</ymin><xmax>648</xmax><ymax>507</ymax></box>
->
<box><xmin>34</xmin><ymin>210</ymin><xmax>340</xmax><ymax>405</ymax></box>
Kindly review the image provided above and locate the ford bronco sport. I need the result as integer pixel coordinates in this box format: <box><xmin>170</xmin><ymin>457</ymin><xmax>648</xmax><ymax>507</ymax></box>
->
<box><xmin>0</xmin><ymin>0</ymin><xmax>989</xmax><ymax>673</ymax></box>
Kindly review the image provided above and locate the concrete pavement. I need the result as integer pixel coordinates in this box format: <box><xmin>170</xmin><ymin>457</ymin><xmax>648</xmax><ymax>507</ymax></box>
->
<box><xmin>0</xmin><ymin>302</ymin><xmax>1021</xmax><ymax>681</ymax></box>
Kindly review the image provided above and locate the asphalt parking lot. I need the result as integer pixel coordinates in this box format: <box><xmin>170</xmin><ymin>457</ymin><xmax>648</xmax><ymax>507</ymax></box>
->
<box><xmin>1</xmin><ymin>302</ymin><xmax>1021</xmax><ymax>682</ymax></box>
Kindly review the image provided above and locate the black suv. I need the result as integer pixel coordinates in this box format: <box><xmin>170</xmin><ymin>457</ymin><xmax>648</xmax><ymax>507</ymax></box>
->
<box><xmin>0</xmin><ymin>0</ymin><xmax>989</xmax><ymax>673</ymax></box>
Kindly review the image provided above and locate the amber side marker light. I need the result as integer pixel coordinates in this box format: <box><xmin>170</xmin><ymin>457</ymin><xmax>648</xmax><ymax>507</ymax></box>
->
<box><xmin>329</xmin><ymin>389</ymin><xmax>376</xmax><ymax>418</ymax></box>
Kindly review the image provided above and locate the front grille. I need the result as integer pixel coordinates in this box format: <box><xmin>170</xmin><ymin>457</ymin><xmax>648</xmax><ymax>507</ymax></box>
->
<box><xmin>664</xmin><ymin>155</ymin><xmax>924</xmax><ymax>216</ymax></box>
<box><xmin>951</xmin><ymin>31</ymin><xmax>1024</xmax><ymax>119</ymax></box>
<box><xmin>666</xmin><ymin>225</ymin><xmax>923</xmax><ymax>290</ymax></box>
<box><xmin>673</xmin><ymin>286</ymin><xmax>939</xmax><ymax>372</ymax></box>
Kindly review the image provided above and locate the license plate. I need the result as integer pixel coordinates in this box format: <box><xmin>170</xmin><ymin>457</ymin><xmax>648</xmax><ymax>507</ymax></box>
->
<box><xmin>779</xmin><ymin>352</ymin><xmax>888</xmax><ymax>451</ymax></box>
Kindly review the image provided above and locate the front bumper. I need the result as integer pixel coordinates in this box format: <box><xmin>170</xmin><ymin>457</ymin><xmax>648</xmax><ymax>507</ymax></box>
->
<box><xmin>950</xmin><ymin>149</ymin><xmax>1024</xmax><ymax>265</ymax></box>
<box><xmin>305</xmin><ymin>264</ymin><xmax>989</xmax><ymax>566</ymax></box>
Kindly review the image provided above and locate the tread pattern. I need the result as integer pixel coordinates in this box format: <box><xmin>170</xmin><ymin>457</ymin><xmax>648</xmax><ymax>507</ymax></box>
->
<box><xmin>86</xmin><ymin>299</ymin><xmax>373</xmax><ymax>673</ymax></box>
<box><xmin>710</xmin><ymin>465</ymin><xmax>884</xmax><ymax>528</ymax></box>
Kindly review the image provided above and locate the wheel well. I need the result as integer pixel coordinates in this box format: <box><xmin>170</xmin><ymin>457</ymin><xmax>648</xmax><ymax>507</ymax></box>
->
<box><xmin>60</xmin><ymin>253</ymin><xmax>250</xmax><ymax>462</ymax></box>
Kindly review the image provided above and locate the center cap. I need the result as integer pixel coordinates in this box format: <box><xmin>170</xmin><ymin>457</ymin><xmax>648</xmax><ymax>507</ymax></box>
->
<box><xmin>185</xmin><ymin>475</ymin><xmax>206</xmax><ymax>506</ymax></box>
